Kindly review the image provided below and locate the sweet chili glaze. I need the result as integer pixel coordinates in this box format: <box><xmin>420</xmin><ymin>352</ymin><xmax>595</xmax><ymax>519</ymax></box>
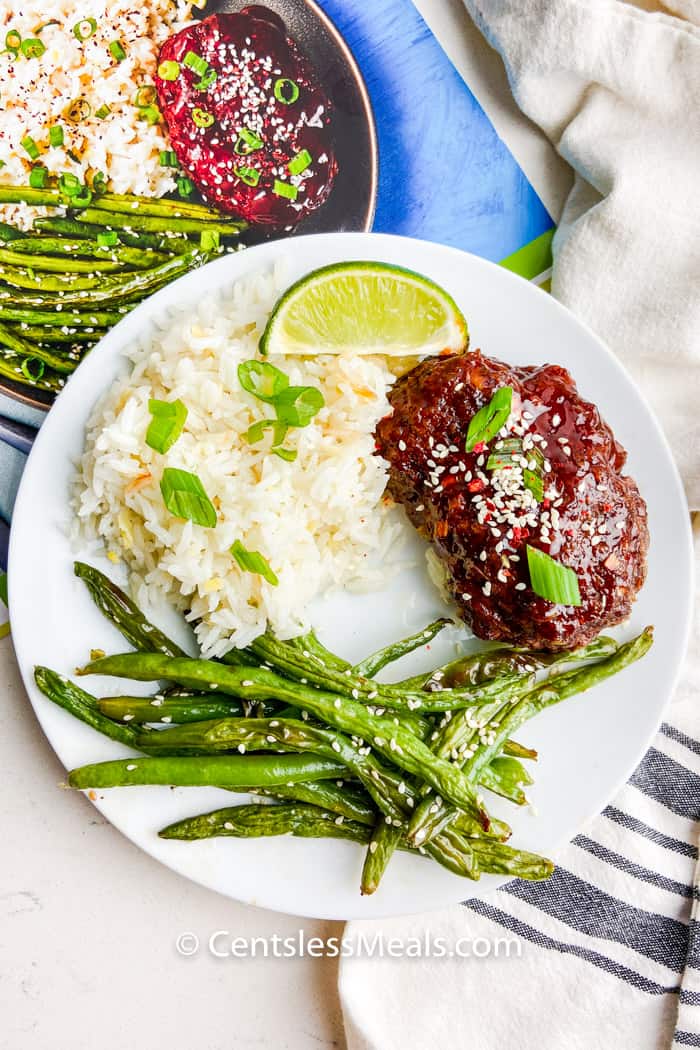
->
<box><xmin>155</xmin><ymin>6</ymin><xmax>337</xmax><ymax>227</ymax></box>
<box><xmin>375</xmin><ymin>351</ymin><xmax>649</xmax><ymax>650</ymax></box>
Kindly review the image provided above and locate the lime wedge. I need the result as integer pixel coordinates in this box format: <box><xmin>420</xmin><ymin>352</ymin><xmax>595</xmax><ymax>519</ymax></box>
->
<box><xmin>260</xmin><ymin>261</ymin><xmax>468</xmax><ymax>357</ymax></box>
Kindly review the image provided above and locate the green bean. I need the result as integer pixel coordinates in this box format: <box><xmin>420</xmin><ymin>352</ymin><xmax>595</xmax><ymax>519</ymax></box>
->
<box><xmin>33</xmin><ymin>218</ymin><xmax>194</xmax><ymax>254</ymax></box>
<box><xmin>34</xmin><ymin>667</ymin><xmax>143</xmax><ymax>749</ymax></box>
<box><xmin>96</xmin><ymin>694</ymin><xmax>280</xmax><ymax>724</ymax></box>
<box><xmin>353</xmin><ymin>618</ymin><xmax>452</xmax><ymax>678</ymax></box>
<box><xmin>409</xmin><ymin>628</ymin><xmax>654</xmax><ymax>845</ymax></box>
<box><xmin>0</xmin><ymin>306</ymin><xmax>126</xmax><ymax>326</ymax></box>
<box><xmin>9</xmin><ymin>325</ymin><xmax>105</xmax><ymax>344</ymax></box>
<box><xmin>77</xmin><ymin>208</ymin><xmax>245</xmax><ymax>236</ymax></box>
<box><xmin>470</xmin><ymin>838</ymin><xmax>554</xmax><ymax>880</ymax></box>
<box><xmin>9</xmin><ymin>237</ymin><xmax>167</xmax><ymax>269</ymax></box>
<box><xmin>0</xmin><ymin>247</ymin><xmax>125</xmax><ymax>274</ymax></box>
<box><xmin>74</xmin><ymin>560</ymin><xmax>187</xmax><ymax>657</ymax></box>
<box><xmin>502</xmin><ymin>739</ymin><xmax>538</xmax><ymax>761</ymax></box>
<box><xmin>0</xmin><ymin>323</ymin><xmax>79</xmax><ymax>374</ymax></box>
<box><xmin>252</xmin><ymin>781</ymin><xmax>377</xmax><ymax>825</ymax></box>
<box><xmin>0</xmin><ymin>346</ymin><xmax>65</xmax><ymax>392</ymax></box>
<box><xmin>479</xmin><ymin>756</ymin><xmax>533</xmax><ymax>806</ymax></box>
<box><xmin>68</xmin><ymin>754</ymin><xmax>346</xmax><ymax>790</ymax></box>
<box><xmin>0</xmin><ymin>222</ymin><xmax>28</xmax><ymax>241</ymax></box>
<box><xmin>159</xmin><ymin>802</ymin><xmax>377</xmax><ymax>844</ymax></box>
<box><xmin>79</xmin><ymin>653</ymin><xmax>492</xmax><ymax>824</ymax></box>
<box><xmin>98</xmin><ymin>191</ymin><xmax>230</xmax><ymax>221</ymax></box>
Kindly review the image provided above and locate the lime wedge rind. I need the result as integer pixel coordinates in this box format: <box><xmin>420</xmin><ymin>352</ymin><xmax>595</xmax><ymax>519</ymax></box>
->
<box><xmin>260</xmin><ymin>261</ymin><xmax>468</xmax><ymax>358</ymax></box>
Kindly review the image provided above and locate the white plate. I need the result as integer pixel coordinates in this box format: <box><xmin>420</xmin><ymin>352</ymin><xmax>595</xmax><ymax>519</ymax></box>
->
<box><xmin>9</xmin><ymin>233</ymin><xmax>693</xmax><ymax>920</ymax></box>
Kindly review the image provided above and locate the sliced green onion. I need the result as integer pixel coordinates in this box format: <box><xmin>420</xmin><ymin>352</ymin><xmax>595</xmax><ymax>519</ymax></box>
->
<box><xmin>234</xmin><ymin>165</ymin><xmax>260</xmax><ymax>187</ymax></box>
<box><xmin>97</xmin><ymin>231</ymin><xmax>119</xmax><ymax>247</ymax></box>
<box><xmin>21</xmin><ymin>38</ymin><xmax>46</xmax><ymax>59</ymax></box>
<box><xmin>20</xmin><ymin>136</ymin><xmax>40</xmax><ymax>160</ymax></box>
<box><xmin>465</xmin><ymin>386</ymin><xmax>513</xmax><ymax>452</ymax></box>
<box><xmin>199</xmin><ymin>230</ymin><xmax>220</xmax><ymax>252</ymax></box>
<box><xmin>272</xmin><ymin>446</ymin><xmax>297</xmax><ymax>463</ymax></box>
<box><xmin>183</xmin><ymin>51</ymin><xmax>209</xmax><ymax>77</ymax></box>
<box><xmin>21</xmin><ymin>357</ymin><xmax>45</xmax><ymax>382</ymax></box>
<box><xmin>273</xmin><ymin>180</ymin><xmax>298</xmax><ymax>201</ymax></box>
<box><xmin>160</xmin><ymin>467</ymin><xmax>216</xmax><ymax>528</ymax></box>
<box><xmin>288</xmin><ymin>149</ymin><xmax>312</xmax><ymax>176</ymax></box>
<box><xmin>238</xmin><ymin>360</ymin><xmax>289</xmax><ymax>402</ymax></box>
<box><xmin>523</xmin><ymin>469</ymin><xmax>544</xmax><ymax>503</ymax></box>
<box><xmin>58</xmin><ymin>172</ymin><xmax>82</xmax><ymax>196</ymax></box>
<box><xmin>274</xmin><ymin>77</ymin><xmax>299</xmax><ymax>104</ymax></box>
<box><xmin>49</xmin><ymin>124</ymin><xmax>64</xmax><ymax>147</ymax></box>
<box><xmin>526</xmin><ymin>546</ymin><xmax>581</xmax><ymax>606</ymax></box>
<box><xmin>91</xmin><ymin>170</ymin><xmax>107</xmax><ymax>194</ymax></box>
<box><xmin>245</xmin><ymin>420</ymin><xmax>274</xmax><ymax>444</ymax></box>
<box><xmin>72</xmin><ymin>18</ymin><xmax>97</xmax><ymax>41</ymax></box>
<box><xmin>95</xmin><ymin>104</ymin><xmax>111</xmax><ymax>120</ymax></box>
<box><xmin>71</xmin><ymin>187</ymin><xmax>94</xmax><ymax>207</ymax></box>
<box><xmin>138</xmin><ymin>104</ymin><xmax>162</xmax><ymax>125</ymax></box>
<box><xmin>274</xmin><ymin>385</ymin><xmax>324</xmax><ymax>427</ymax></box>
<box><xmin>34</xmin><ymin>20</ymin><xmax>60</xmax><ymax>35</ymax></box>
<box><xmin>192</xmin><ymin>107</ymin><xmax>214</xmax><ymax>128</ymax></box>
<box><xmin>195</xmin><ymin>67</ymin><xmax>217</xmax><ymax>91</ymax></box>
<box><xmin>177</xmin><ymin>176</ymin><xmax>194</xmax><ymax>198</ymax></box>
<box><xmin>64</xmin><ymin>97</ymin><xmax>91</xmax><ymax>123</ymax></box>
<box><xmin>158</xmin><ymin>60</ymin><xmax>180</xmax><ymax>81</ymax></box>
<box><xmin>109</xmin><ymin>39</ymin><xmax>126</xmax><ymax>62</ymax></box>
<box><xmin>485</xmin><ymin>437</ymin><xmax>523</xmax><ymax>470</ymax></box>
<box><xmin>230</xmin><ymin>540</ymin><xmax>278</xmax><ymax>586</ymax></box>
<box><xmin>134</xmin><ymin>85</ymin><xmax>157</xmax><ymax>107</ymax></box>
<box><xmin>147</xmin><ymin>399</ymin><xmax>188</xmax><ymax>454</ymax></box>
<box><xmin>29</xmin><ymin>165</ymin><xmax>48</xmax><ymax>189</ymax></box>
<box><xmin>5</xmin><ymin>30</ymin><xmax>21</xmax><ymax>54</ymax></box>
<box><xmin>159</xmin><ymin>149</ymin><xmax>179</xmax><ymax>167</ymax></box>
<box><xmin>234</xmin><ymin>128</ymin><xmax>263</xmax><ymax>155</ymax></box>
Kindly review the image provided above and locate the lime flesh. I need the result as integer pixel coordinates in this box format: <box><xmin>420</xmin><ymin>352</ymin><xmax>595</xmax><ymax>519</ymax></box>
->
<box><xmin>260</xmin><ymin>261</ymin><xmax>468</xmax><ymax>357</ymax></box>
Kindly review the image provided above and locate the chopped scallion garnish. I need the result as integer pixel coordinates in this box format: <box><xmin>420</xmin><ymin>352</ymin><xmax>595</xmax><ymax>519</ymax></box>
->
<box><xmin>274</xmin><ymin>385</ymin><xmax>324</xmax><ymax>427</ymax></box>
<box><xmin>159</xmin><ymin>149</ymin><xmax>179</xmax><ymax>167</ymax></box>
<box><xmin>192</xmin><ymin>107</ymin><xmax>214</xmax><ymax>128</ymax></box>
<box><xmin>273</xmin><ymin>180</ymin><xmax>298</xmax><ymax>201</ymax></box>
<box><xmin>137</xmin><ymin>104</ymin><xmax>162</xmax><ymax>125</ymax></box>
<box><xmin>274</xmin><ymin>77</ymin><xmax>300</xmax><ymax>104</ymax></box>
<box><xmin>20</xmin><ymin>136</ymin><xmax>40</xmax><ymax>160</ymax></box>
<box><xmin>34</xmin><ymin>20</ymin><xmax>60</xmax><ymax>35</ymax></box>
<box><xmin>134</xmin><ymin>85</ymin><xmax>157</xmax><ymax>107</ymax></box>
<box><xmin>49</xmin><ymin>124</ymin><xmax>64</xmax><ymax>147</ymax></box>
<box><xmin>234</xmin><ymin>165</ymin><xmax>260</xmax><ymax>187</ymax></box>
<box><xmin>272</xmin><ymin>446</ymin><xmax>297</xmax><ymax>463</ymax></box>
<box><xmin>160</xmin><ymin>467</ymin><xmax>216</xmax><ymax>528</ymax></box>
<box><xmin>21</xmin><ymin>357</ymin><xmax>45</xmax><ymax>382</ymax></box>
<box><xmin>199</xmin><ymin>230</ymin><xmax>220</xmax><ymax>252</ymax></box>
<box><xmin>5</xmin><ymin>30</ymin><xmax>21</xmax><ymax>54</ymax></box>
<box><xmin>64</xmin><ymin>97</ymin><xmax>91</xmax><ymax>123</ymax></box>
<box><xmin>95</xmin><ymin>104</ymin><xmax>111</xmax><ymax>120</ymax></box>
<box><xmin>230</xmin><ymin>540</ymin><xmax>278</xmax><ymax>586</ymax></box>
<box><xmin>72</xmin><ymin>18</ymin><xmax>97</xmax><ymax>41</ymax></box>
<box><xmin>288</xmin><ymin>149</ymin><xmax>312</xmax><ymax>176</ymax></box>
<box><xmin>465</xmin><ymin>386</ymin><xmax>513</xmax><ymax>452</ymax></box>
<box><xmin>526</xmin><ymin>546</ymin><xmax>581</xmax><ymax>606</ymax></box>
<box><xmin>58</xmin><ymin>172</ymin><xmax>82</xmax><ymax>196</ymax></box>
<box><xmin>21</xmin><ymin>38</ymin><xmax>46</xmax><ymax>59</ymax></box>
<box><xmin>183</xmin><ymin>50</ymin><xmax>209</xmax><ymax>76</ymax></box>
<box><xmin>234</xmin><ymin>128</ymin><xmax>263</xmax><ymax>155</ymax></box>
<box><xmin>157</xmin><ymin>60</ymin><xmax>180</xmax><ymax>81</ymax></box>
<box><xmin>29</xmin><ymin>165</ymin><xmax>48</xmax><ymax>189</ymax></box>
<box><xmin>176</xmin><ymin>176</ymin><xmax>193</xmax><ymax>198</ymax></box>
<box><xmin>146</xmin><ymin>399</ymin><xmax>188</xmax><ymax>454</ymax></box>
<box><xmin>91</xmin><ymin>170</ymin><xmax>107</xmax><ymax>194</ymax></box>
<box><xmin>238</xmin><ymin>360</ymin><xmax>289</xmax><ymax>403</ymax></box>
<box><xmin>523</xmin><ymin>469</ymin><xmax>544</xmax><ymax>502</ymax></box>
<box><xmin>194</xmin><ymin>67</ymin><xmax>217</xmax><ymax>91</ymax></box>
<box><xmin>109</xmin><ymin>39</ymin><xmax>126</xmax><ymax>62</ymax></box>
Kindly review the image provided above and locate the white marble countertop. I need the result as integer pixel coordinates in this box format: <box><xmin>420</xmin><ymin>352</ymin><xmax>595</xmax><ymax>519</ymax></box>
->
<box><xmin>0</xmin><ymin>3</ymin><xmax>567</xmax><ymax>1046</ymax></box>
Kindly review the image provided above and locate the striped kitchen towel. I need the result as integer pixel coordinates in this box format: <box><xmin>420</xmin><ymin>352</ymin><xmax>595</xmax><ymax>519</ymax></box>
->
<box><xmin>339</xmin><ymin>524</ymin><xmax>699</xmax><ymax>1050</ymax></box>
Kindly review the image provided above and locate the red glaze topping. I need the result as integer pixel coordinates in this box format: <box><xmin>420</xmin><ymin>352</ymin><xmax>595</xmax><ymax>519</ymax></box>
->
<box><xmin>156</xmin><ymin>7</ymin><xmax>337</xmax><ymax>226</ymax></box>
<box><xmin>375</xmin><ymin>350</ymin><xmax>649</xmax><ymax>651</ymax></box>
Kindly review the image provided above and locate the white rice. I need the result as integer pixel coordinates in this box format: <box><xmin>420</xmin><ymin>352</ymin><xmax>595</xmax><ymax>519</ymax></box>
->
<box><xmin>0</xmin><ymin>0</ymin><xmax>196</xmax><ymax>229</ymax></box>
<box><xmin>74</xmin><ymin>263</ymin><xmax>407</xmax><ymax>656</ymax></box>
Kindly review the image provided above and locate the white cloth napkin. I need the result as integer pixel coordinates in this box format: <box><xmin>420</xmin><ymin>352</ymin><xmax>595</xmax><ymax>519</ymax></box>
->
<box><xmin>340</xmin><ymin>3</ymin><xmax>700</xmax><ymax>1046</ymax></box>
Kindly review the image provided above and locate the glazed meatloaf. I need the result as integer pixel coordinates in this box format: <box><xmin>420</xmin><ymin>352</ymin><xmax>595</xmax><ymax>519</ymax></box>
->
<box><xmin>375</xmin><ymin>350</ymin><xmax>649</xmax><ymax>650</ymax></box>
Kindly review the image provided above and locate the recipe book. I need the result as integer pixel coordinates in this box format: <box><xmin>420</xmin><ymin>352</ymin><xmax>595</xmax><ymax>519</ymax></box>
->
<box><xmin>0</xmin><ymin>0</ymin><xmax>554</xmax><ymax>562</ymax></box>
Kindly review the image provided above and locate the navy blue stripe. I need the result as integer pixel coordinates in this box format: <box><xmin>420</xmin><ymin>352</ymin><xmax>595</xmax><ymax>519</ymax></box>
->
<box><xmin>680</xmin><ymin>990</ymin><xmax>700</xmax><ymax>1006</ymax></box>
<box><xmin>504</xmin><ymin>867</ymin><xmax>689</xmax><ymax>972</ymax></box>
<box><xmin>662</xmin><ymin>722</ymin><xmax>700</xmax><ymax>758</ymax></box>
<box><xmin>675</xmin><ymin>1032</ymin><xmax>700</xmax><ymax>1047</ymax></box>
<box><xmin>464</xmin><ymin>898</ymin><xmax>681</xmax><ymax>997</ymax></box>
<box><xmin>603</xmin><ymin>806</ymin><xmax>698</xmax><ymax>859</ymax></box>
<box><xmin>573</xmin><ymin>834</ymin><xmax>695</xmax><ymax>899</ymax></box>
<box><xmin>630</xmin><ymin>749</ymin><xmax>700</xmax><ymax>822</ymax></box>
<box><xmin>687</xmin><ymin>920</ymin><xmax>700</xmax><ymax>970</ymax></box>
